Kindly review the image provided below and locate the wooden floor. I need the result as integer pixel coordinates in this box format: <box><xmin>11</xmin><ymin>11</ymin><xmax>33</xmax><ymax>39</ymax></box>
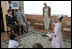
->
<box><xmin>1</xmin><ymin>32</ymin><xmax>9</xmax><ymax>41</ymax></box>
<box><xmin>1</xmin><ymin>26</ymin><xmax>71</xmax><ymax>41</ymax></box>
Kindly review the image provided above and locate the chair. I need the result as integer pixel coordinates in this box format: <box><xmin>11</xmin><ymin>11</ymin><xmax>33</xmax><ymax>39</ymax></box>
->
<box><xmin>7</xmin><ymin>26</ymin><xmax>12</xmax><ymax>36</ymax></box>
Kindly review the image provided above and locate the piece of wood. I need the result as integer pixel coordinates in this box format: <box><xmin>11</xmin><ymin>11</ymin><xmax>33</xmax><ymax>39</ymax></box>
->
<box><xmin>1</xmin><ymin>1</ymin><xmax>9</xmax><ymax>31</ymax></box>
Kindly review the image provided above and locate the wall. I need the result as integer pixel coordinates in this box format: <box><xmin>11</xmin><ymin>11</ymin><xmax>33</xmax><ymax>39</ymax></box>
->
<box><xmin>18</xmin><ymin>1</ymin><xmax>24</xmax><ymax>11</ymax></box>
<box><xmin>24</xmin><ymin>1</ymin><xmax>71</xmax><ymax>16</ymax></box>
<box><xmin>11</xmin><ymin>1</ymin><xmax>24</xmax><ymax>10</ymax></box>
<box><xmin>25</xmin><ymin>14</ymin><xmax>71</xmax><ymax>38</ymax></box>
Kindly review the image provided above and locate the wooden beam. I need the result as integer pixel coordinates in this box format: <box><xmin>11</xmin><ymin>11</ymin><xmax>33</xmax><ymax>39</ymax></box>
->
<box><xmin>1</xmin><ymin>1</ymin><xmax>9</xmax><ymax>31</ymax></box>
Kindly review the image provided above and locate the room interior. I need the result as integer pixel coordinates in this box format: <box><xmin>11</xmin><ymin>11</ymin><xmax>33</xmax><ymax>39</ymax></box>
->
<box><xmin>1</xmin><ymin>1</ymin><xmax>71</xmax><ymax>48</ymax></box>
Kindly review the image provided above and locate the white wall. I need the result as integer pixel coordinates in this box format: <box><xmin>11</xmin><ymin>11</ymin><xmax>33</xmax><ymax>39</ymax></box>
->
<box><xmin>24</xmin><ymin>1</ymin><xmax>71</xmax><ymax>17</ymax></box>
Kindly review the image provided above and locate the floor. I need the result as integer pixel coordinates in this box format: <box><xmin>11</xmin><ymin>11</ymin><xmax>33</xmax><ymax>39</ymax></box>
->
<box><xmin>1</xmin><ymin>26</ymin><xmax>50</xmax><ymax>41</ymax></box>
<box><xmin>1</xmin><ymin>29</ymin><xmax>71</xmax><ymax>48</ymax></box>
<box><xmin>1</xmin><ymin>32</ymin><xmax>9</xmax><ymax>41</ymax></box>
<box><xmin>1</xmin><ymin>26</ymin><xmax>71</xmax><ymax>41</ymax></box>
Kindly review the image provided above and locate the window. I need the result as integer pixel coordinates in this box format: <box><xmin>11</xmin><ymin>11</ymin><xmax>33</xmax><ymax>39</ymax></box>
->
<box><xmin>24</xmin><ymin>1</ymin><xmax>71</xmax><ymax>17</ymax></box>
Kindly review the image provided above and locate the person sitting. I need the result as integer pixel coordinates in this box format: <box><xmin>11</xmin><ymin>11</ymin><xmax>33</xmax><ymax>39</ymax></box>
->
<box><xmin>6</xmin><ymin>9</ymin><xmax>20</xmax><ymax>36</ymax></box>
<box><xmin>32</xmin><ymin>43</ymin><xmax>43</xmax><ymax>48</ymax></box>
<box><xmin>16</xmin><ymin>7</ymin><xmax>31</xmax><ymax>33</ymax></box>
<box><xmin>8</xmin><ymin>33</ymin><xmax>23</xmax><ymax>48</ymax></box>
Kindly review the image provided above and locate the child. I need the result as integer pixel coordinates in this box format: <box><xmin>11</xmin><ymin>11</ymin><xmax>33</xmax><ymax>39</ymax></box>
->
<box><xmin>10</xmin><ymin>28</ymin><xmax>18</xmax><ymax>37</ymax></box>
<box><xmin>32</xmin><ymin>43</ymin><xmax>43</xmax><ymax>48</ymax></box>
<box><xmin>8</xmin><ymin>33</ymin><xmax>23</xmax><ymax>48</ymax></box>
<box><xmin>42</xmin><ymin>19</ymin><xmax>57</xmax><ymax>40</ymax></box>
<box><xmin>46</xmin><ymin>22</ymin><xmax>57</xmax><ymax>40</ymax></box>
<box><xmin>19</xmin><ymin>25</ymin><xmax>24</xmax><ymax>35</ymax></box>
<box><xmin>46</xmin><ymin>32</ymin><xmax>53</xmax><ymax>40</ymax></box>
<box><xmin>51</xmin><ymin>15</ymin><xmax>64</xmax><ymax>48</ymax></box>
<box><xmin>14</xmin><ymin>25</ymin><xmax>24</xmax><ymax>36</ymax></box>
<box><xmin>42</xmin><ymin>31</ymin><xmax>53</xmax><ymax>41</ymax></box>
<box><xmin>8</xmin><ymin>33</ymin><xmax>18</xmax><ymax>48</ymax></box>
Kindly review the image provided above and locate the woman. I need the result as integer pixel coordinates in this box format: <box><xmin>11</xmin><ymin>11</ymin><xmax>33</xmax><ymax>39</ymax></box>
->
<box><xmin>6</xmin><ymin>9</ymin><xmax>19</xmax><ymax>36</ymax></box>
<box><xmin>51</xmin><ymin>15</ymin><xmax>64</xmax><ymax>48</ymax></box>
<box><xmin>43</xmin><ymin>3</ymin><xmax>51</xmax><ymax>31</ymax></box>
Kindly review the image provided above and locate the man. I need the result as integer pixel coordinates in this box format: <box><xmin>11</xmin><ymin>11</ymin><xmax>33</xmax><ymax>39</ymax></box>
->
<box><xmin>51</xmin><ymin>15</ymin><xmax>64</xmax><ymax>48</ymax></box>
<box><xmin>43</xmin><ymin>3</ymin><xmax>51</xmax><ymax>31</ymax></box>
<box><xmin>16</xmin><ymin>7</ymin><xmax>31</xmax><ymax>33</ymax></box>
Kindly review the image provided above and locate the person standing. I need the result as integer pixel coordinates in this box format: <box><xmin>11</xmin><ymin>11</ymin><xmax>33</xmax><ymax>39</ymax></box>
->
<box><xmin>51</xmin><ymin>15</ymin><xmax>64</xmax><ymax>48</ymax></box>
<box><xmin>43</xmin><ymin>3</ymin><xmax>51</xmax><ymax>31</ymax></box>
